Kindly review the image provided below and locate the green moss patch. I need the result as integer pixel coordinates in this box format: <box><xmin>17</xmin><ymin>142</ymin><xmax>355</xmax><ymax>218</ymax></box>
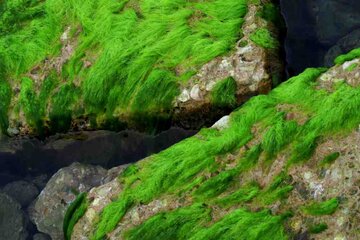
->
<box><xmin>302</xmin><ymin>198</ymin><xmax>339</xmax><ymax>216</ymax></box>
<box><xmin>210</xmin><ymin>77</ymin><xmax>237</xmax><ymax>108</ymax></box>
<box><xmin>0</xmin><ymin>0</ymin><xmax>249</xmax><ymax>132</ymax></box>
<box><xmin>309</xmin><ymin>223</ymin><xmax>328</xmax><ymax>234</ymax></box>
<box><xmin>319</xmin><ymin>152</ymin><xmax>340</xmax><ymax>166</ymax></box>
<box><xmin>250</xmin><ymin>28</ymin><xmax>279</xmax><ymax>49</ymax></box>
<box><xmin>258</xmin><ymin>3</ymin><xmax>284</xmax><ymax>28</ymax></box>
<box><xmin>0</xmin><ymin>80</ymin><xmax>11</xmax><ymax>133</ymax></box>
<box><xmin>88</xmin><ymin>67</ymin><xmax>360</xmax><ymax>239</ymax></box>
<box><xmin>334</xmin><ymin>48</ymin><xmax>360</xmax><ymax>65</ymax></box>
<box><xmin>125</xmin><ymin>205</ymin><xmax>289</xmax><ymax>240</ymax></box>
<box><xmin>63</xmin><ymin>192</ymin><xmax>89</xmax><ymax>240</ymax></box>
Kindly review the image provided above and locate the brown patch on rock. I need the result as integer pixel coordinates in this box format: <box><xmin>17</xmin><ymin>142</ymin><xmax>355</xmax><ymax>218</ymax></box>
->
<box><xmin>277</xmin><ymin>104</ymin><xmax>310</xmax><ymax>126</ymax></box>
<box><xmin>286</xmin><ymin>130</ymin><xmax>360</xmax><ymax>239</ymax></box>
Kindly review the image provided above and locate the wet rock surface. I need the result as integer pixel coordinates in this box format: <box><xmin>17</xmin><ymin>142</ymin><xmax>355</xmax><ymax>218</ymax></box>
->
<box><xmin>0</xmin><ymin>128</ymin><xmax>195</xmax><ymax>187</ymax></box>
<box><xmin>0</xmin><ymin>128</ymin><xmax>195</xmax><ymax>239</ymax></box>
<box><xmin>174</xmin><ymin>3</ymin><xmax>283</xmax><ymax>128</ymax></box>
<box><xmin>71</xmin><ymin>59</ymin><xmax>360</xmax><ymax>240</ymax></box>
<box><xmin>0</xmin><ymin>193</ymin><xmax>29</xmax><ymax>240</ymax></box>
<box><xmin>280</xmin><ymin>0</ymin><xmax>360</xmax><ymax>75</ymax></box>
<box><xmin>29</xmin><ymin>162</ymin><xmax>126</xmax><ymax>240</ymax></box>
<box><xmin>2</xmin><ymin>180</ymin><xmax>39</xmax><ymax>208</ymax></box>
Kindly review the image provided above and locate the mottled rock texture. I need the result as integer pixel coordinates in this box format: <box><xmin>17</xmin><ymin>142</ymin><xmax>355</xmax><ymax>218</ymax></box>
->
<box><xmin>29</xmin><ymin>163</ymin><xmax>126</xmax><ymax>240</ymax></box>
<box><xmin>70</xmin><ymin>56</ymin><xmax>360</xmax><ymax>240</ymax></box>
<box><xmin>0</xmin><ymin>192</ymin><xmax>29</xmax><ymax>240</ymax></box>
<box><xmin>0</xmin><ymin>0</ymin><xmax>282</xmax><ymax>136</ymax></box>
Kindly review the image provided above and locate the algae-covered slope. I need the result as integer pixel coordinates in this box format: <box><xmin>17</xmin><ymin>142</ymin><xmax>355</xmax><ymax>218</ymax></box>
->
<box><xmin>69</xmin><ymin>57</ymin><xmax>360</xmax><ymax>239</ymax></box>
<box><xmin>0</xmin><ymin>0</ymin><xmax>282</xmax><ymax>136</ymax></box>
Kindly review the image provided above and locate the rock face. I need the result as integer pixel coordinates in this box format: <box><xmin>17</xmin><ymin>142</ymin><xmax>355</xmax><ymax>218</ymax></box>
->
<box><xmin>281</xmin><ymin>0</ymin><xmax>360</xmax><ymax>74</ymax></box>
<box><xmin>1</xmin><ymin>0</ymin><xmax>282</xmax><ymax>136</ymax></box>
<box><xmin>3</xmin><ymin>181</ymin><xmax>39</xmax><ymax>207</ymax></box>
<box><xmin>0</xmin><ymin>128</ymin><xmax>195</xmax><ymax>189</ymax></box>
<box><xmin>29</xmin><ymin>163</ymin><xmax>125</xmax><ymax>240</ymax></box>
<box><xmin>324</xmin><ymin>29</ymin><xmax>360</xmax><ymax>66</ymax></box>
<box><xmin>71</xmin><ymin>58</ymin><xmax>360</xmax><ymax>240</ymax></box>
<box><xmin>0</xmin><ymin>193</ymin><xmax>29</xmax><ymax>240</ymax></box>
<box><xmin>174</xmin><ymin>2</ymin><xmax>283</xmax><ymax>128</ymax></box>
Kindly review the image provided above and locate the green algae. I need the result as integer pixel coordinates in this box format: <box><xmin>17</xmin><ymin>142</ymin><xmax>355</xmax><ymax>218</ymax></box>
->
<box><xmin>88</xmin><ymin>66</ymin><xmax>360</xmax><ymax>239</ymax></box>
<box><xmin>92</xmin><ymin>197</ymin><xmax>133</xmax><ymax>240</ymax></box>
<box><xmin>259</xmin><ymin>3</ymin><xmax>284</xmax><ymax>28</ymax></box>
<box><xmin>250</xmin><ymin>28</ymin><xmax>279</xmax><ymax>49</ymax></box>
<box><xmin>0</xmin><ymin>80</ymin><xmax>11</xmax><ymax>133</ymax></box>
<box><xmin>302</xmin><ymin>198</ymin><xmax>339</xmax><ymax>216</ymax></box>
<box><xmin>215</xmin><ymin>182</ymin><xmax>260</xmax><ymax>207</ymax></box>
<box><xmin>334</xmin><ymin>48</ymin><xmax>360</xmax><ymax>65</ymax></box>
<box><xmin>19</xmin><ymin>77</ymin><xmax>45</xmax><ymax>134</ymax></box>
<box><xmin>210</xmin><ymin>77</ymin><xmax>238</xmax><ymax>108</ymax></box>
<box><xmin>319</xmin><ymin>152</ymin><xmax>340</xmax><ymax>166</ymax></box>
<box><xmin>125</xmin><ymin>206</ymin><xmax>289</xmax><ymax>240</ymax></box>
<box><xmin>345</xmin><ymin>63</ymin><xmax>358</xmax><ymax>71</ymax></box>
<box><xmin>49</xmin><ymin>83</ymin><xmax>80</xmax><ymax>133</ymax></box>
<box><xmin>0</xmin><ymin>0</ymin><xmax>249</xmax><ymax>132</ymax></box>
<box><xmin>63</xmin><ymin>192</ymin><xmax>88</xmax><ymax>240</ymax></box>
<box><xmin>124</xmin><ymin>204</ymin><xmax>212</xmax><ymax>240</ymax></box>
<box><xmin>309</xmin><ymin>223</ymin><xmax>328</xmax><ymax>234</ymax></box>
<box><xmin>188</xmin><ymin>209</ymin><xmax>290</xmax><ymax>240</ymax></box>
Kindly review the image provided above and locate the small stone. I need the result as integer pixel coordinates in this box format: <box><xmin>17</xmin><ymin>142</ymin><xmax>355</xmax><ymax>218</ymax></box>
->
<box><xmin>320</xmin><ymin>73</ymin><xmax>332</xmax><ymax>82</ymax></box>
<box><xmin>205</xmin><ymin>81</ymin><xmax>216</xmax><ymax>91</ymax></box>
<box><xmin>334</xmin><ymin>235</ymin><xmax>347</xmax><ymax>240</ymax></box>
<box><xmin>303</xmin><ymin>172</ymin><xmax>312</xmax><ymax>180</ymax></box>
<box><xmin>342</xmin><ymin>59</ymin><xmax>359</xmax><ymax>70</ymax></box>
<box><xmin>60</xmin><ymin>26</ymin><xmax>71</xmax><ymax>42</ymax></box>
<box><xmin>337</xmin><ymin>216</ymin><xmax>345</xmax><ymax>227</ymax></box>
<box><xmin>190</xmin><ymin>84</ymin><xmax>202</xmax><ymax>101</ymax></box>
<box><xmin>219</xmin><ymin>59</ymin><xmax>232</xmax><ymax>71</ymax></box>
<box><xmin>178</xmin><ymin>89</ymin><xmax>190</xmax><ymax>102</ymax></box>
<box><xmin>7</xmin><ymin>127</ymin><xmax>20</xmax><ymax>136</ymax></box>
<box><xmin>212</xmin><ymin>116</ymin><xmax>230</xmax><ymax>131</ymax></box>
<box><xmin>85</xmin><ymin>208</ymin><xmax>96</xmax><ymax>223</ymax></box>
<box><xmin>249</xmin><ymin>84</ymin><xmax>258</xmax><ymax>92</ymax></box>
<box><xmin>238</xmin><ymin>45</ymin><xmax>253</xmax><ymax>55</ymax></box>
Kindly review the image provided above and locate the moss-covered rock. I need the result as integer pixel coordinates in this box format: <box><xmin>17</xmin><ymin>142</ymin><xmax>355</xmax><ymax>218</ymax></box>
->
<box><xmin>0</xmin><ymin>0</ymin><xmax>283</xmax><ymax>136</ymax></box>
<box><xmin>69</xmin><ymin>56</ymin><xmax>360</xmax><ymax>239</ymax></box>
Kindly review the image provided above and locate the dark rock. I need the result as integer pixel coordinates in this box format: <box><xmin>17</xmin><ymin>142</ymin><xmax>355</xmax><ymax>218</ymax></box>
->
<box><xmin>3</xmin><ymin>181</ymin><xmax>39</xmax><ymax>207</ymax></box>
<box><xmin>280</xmin><ymin>0</ymin><xmax>360</xmax><ymax>75</ymax></box>
<box><xmin>0</xmin><ymin>193</ymin><xmax>28</xmax><ymax>240</ymax></box>
<box><xmin>29</xmin><ymin>163</ymin><xmax>109</xmax><ymax>240</ymax></box>
<box><xmin>293</xmin><ymin>231</ymin><xmax>309</xmax><ymax>240</ymax></box>
<box><xmin>33</xmin><ymin>233</ymin><xmax>52</xmax><ymax>240</ymax></box>
<box><xmin>31</xmin><ymin>174</ymin><xmax>50</xmax><ymax>191</ymax></box>
<box><xmin>324</xmin><ymin>29</ymin><xmax>360</xmax><ymax>66</ymax></box>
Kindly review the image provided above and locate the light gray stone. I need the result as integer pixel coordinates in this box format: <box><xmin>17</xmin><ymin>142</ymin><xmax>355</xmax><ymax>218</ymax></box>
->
<box><xmin>178</xmin><ymin>89</ymin><xmax>190</xmax><ymax>102</ymax></box>
<box><xmin>190</xmin><ymin>84</ymin><xmax>202</xmax><ymax>101</ymax></box>
<box><xmin>212</xmin><ymin>116</ymin><xmax>230</xmax><ymax>131</ymax></box>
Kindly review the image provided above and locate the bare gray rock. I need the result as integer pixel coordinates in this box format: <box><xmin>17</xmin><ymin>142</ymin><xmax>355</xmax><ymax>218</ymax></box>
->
<box><xmin>29</xmin><ymin>163</ymin><xmax>109</xmax><ymax>240</ymax></box>
<box><xmin>3</xmin><ymin>181</ymin><xmax>39</xmax><ymax>207</ymax></box>
<box><xmin>0</xmin><ymin>193</ymin><xmax>28</xmax><ymax>240</ymax></box>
